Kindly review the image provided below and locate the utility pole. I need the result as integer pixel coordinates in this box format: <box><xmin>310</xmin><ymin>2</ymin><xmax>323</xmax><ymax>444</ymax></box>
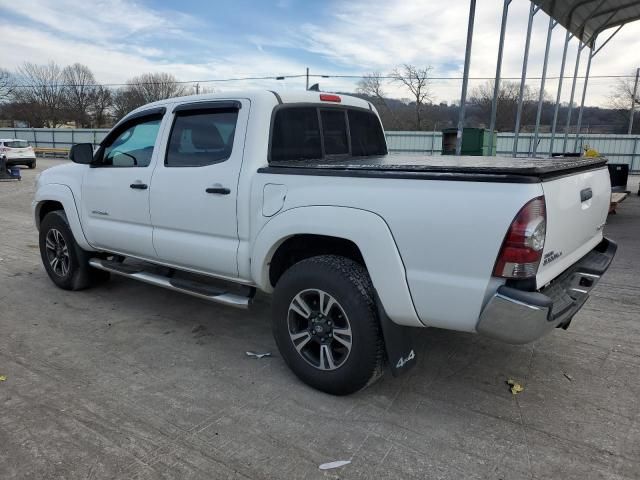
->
<box><xmin>306</xmin><ymin>68</ymin><xmax>309</xmax><ymax>90</ymax></box>
<box><xmin>628</xmin><ymin>67</ymin><xmax>639</xmax><ymax>134</ymax></box>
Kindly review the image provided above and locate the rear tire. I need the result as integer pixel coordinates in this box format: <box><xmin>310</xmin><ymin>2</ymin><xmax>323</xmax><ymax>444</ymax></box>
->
<box><xmin>39</xmin><ymin>210</ymin><xmax>109</xmax><ymax>290</ymax></box>
<box><xmin>272</xmin><ymin>255</ymin><xmax>385</xmax><ymax>395</ymax></box>
<box><xmin>28</xmin><ymin>160</ymin><xmax>36</xmax><ymax>169</ymax></box>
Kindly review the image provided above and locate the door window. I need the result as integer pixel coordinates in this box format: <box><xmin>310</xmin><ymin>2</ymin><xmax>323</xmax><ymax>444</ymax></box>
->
<box><xmin>101</xmin><ymin>118</ymin><xmax>161</xmax><ymax>167</ymax></box>
<box><xmin>166</xmin><ymin>110</ymin><xmax>239</xmax><ymax>167</ymax></box>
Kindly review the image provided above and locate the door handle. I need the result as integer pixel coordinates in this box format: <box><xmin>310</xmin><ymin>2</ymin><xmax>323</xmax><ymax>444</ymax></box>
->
<box><xmin>206</xmin><ymin>187</ymin><xmax>231</xmax><ymax>195</ymax></box>
<box><xmin>130</xmin><ymin>183</ymin><xmax>148</xmax><ymax>190</ymax></box>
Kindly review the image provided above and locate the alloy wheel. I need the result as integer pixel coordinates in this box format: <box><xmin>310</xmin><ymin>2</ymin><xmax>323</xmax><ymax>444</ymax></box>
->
<box><xmin>45</xmin><ymin>228</ymin><xmax>70</xmax><ymax>277</ymax></box>
<box><xmin>287</xmin><ymin>289</ymin><xmax>353</xmax><ymax>371</ymax></box>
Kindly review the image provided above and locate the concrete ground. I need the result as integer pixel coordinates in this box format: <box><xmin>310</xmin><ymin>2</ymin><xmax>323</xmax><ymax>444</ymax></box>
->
<box><xmin>0</xmin><ymin>159</ymin><xmax>639</xmax><ymax>480</ymax></box>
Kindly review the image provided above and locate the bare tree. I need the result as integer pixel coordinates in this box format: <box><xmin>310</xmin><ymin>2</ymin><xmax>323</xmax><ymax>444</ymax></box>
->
<box><xmin>357</xmin><ymin>72</ymin><xmax>387</xmax><ymax>105</ymax></box>
<box><xmin>127</xmin><ymin>72</ymin><xmax>187</xmax><ymax>104</ymax></box>
<box><xmin>608</xmin><ymin>72</ymin><xmax>639</xmax><ymax>131</ymax></box>
<box><xmin>0</xmin><ymin>69</ymin><xmax>14</xmax><ymax>102</ymax></box>
<box><xmin>112</xmin><ymin>72</ymin><xmax>188</xmax><ymax>120</ymax></box>
<box><xmin>356</xmin><ymin>71</ymin><xmax>400</xmax><ymax>127</ymax></box>
<box><xmin>470</xmin><ymin>81</ymin><xmax>538</xmax><ymax>131</ymax></box>
<box><xmin>112</xmin><ymin>88</ymin><xmax>144</xmax><ymax>120</ymax></box>
<box><xmin>190</xmin><ymin>83</ymin><xmax>215</xmax><ymax>95</ymax></box>
<box><xmin>89</xmin><ymin>85</ymin><xmax>113</xmax><ymax>127</ymax></box>
<box><xmin>608</xmin><ymin>74</ymin><xmax>639</xmax><ymax>111</ymax></box>
<box><xmin>13</xmin><ymin>62</ymin><xmax>66</xmax><ymax>127</ymax></box>
<box><xmin>390</xmin><ymin>65</ymin><xmax>433</xmax><ymax>130</ymax></box>
<box><xmin>62</xmin><ymin>63</ymin><xmax>98</xmax><ymax>127</ymax></box>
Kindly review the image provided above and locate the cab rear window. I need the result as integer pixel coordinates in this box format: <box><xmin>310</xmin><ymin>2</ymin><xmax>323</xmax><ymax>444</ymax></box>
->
<box><xmin>270</xmin><ymin>106</ymin><xmax>386</xmax><ymax>162</ymax></box>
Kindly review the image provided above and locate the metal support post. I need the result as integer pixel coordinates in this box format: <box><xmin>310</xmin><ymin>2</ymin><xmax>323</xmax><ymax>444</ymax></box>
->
<box><xmin>533</xmin><ymin>17</ymin><xmax>556</xmax><ymax>157</ymax></box>
<box><xmin>487</xmin><ymin>0</ymin><xmax>511</xmax><ymax>156</ymax></box>
<box><xmin>629</xmin><ymin>67</ymin><xmax>639</xmax><ymax>134</ymax></box>
<box><xmin>562</xmin><ymin>42</ymin><xmax>585</xmax><ymax>153</ymax></box>
<box><xmin>306</xmin><ymin>68</ymin><xmax>309</xmax><ymax>90</ymax></box>
<box><xmin>455</xmin><ymin>0</ymin><xmax>476</xmax><ymax>156</ymax></box>
<box><xmin>550</xmin><ymin>30</ymin><xmax>572</xmax><ymax>155</ymax></box>
<box><xmin>513</xmin><ymin>3</ymin><xmax>538</xmax><ymax>157</ymax></box>
<box><xmin>574</xmin><ymin>44</ymin><xmax>594</xmax><ymax>151</ymax></box>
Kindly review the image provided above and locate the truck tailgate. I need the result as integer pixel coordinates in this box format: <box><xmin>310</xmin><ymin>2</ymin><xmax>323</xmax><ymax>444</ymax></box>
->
<box><xmin>537</xmin><ymin>166</ymin><xmax>610</xmax><ymax>288</ymax></box>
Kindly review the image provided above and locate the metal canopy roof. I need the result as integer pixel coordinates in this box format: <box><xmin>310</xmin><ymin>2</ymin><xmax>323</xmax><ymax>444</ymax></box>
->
<box><xmin>531</xmin><ymin>0</ymin><xmax>640</xmax><ymax>46</ymax></box>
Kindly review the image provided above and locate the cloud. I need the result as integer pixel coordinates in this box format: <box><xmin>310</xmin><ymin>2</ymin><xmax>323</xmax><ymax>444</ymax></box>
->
<box><xmin>0</xmin><ymin>0</ymin><xmax>197</xmax><ymax>43</ymax></box>
<box><xmin>1</xmin><ymin>0</ymin><xmax>638</xmax><ymax>106</ymax></box>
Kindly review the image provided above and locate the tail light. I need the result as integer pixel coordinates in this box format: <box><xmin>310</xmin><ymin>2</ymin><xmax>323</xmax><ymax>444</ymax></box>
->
<box><xmin>493</xmin><ymin>196</ymin><xmax>546</xmax><ymax>279</ymax></box>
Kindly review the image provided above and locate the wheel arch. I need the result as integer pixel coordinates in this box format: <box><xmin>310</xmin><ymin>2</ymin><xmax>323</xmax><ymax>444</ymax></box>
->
<box><xmin>34</xmin><ymin>184</ymin><xmax>93</xmax><ymax>251</ymax></box>
<box><xmin>251</xmin><ymin>206</ymin><xmax>423</xmax><ymax>327</ymax></box>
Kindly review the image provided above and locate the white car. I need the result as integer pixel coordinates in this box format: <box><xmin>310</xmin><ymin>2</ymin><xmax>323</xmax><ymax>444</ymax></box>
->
<box><xmin>32</xmin><ymin>90</ymin><xmax>616</xmax><ymax>395</ymax></box>
<box><xmin>0</xmin><ymin>139</ymin><xmax>36</xmax><ymax>169</ymax></box>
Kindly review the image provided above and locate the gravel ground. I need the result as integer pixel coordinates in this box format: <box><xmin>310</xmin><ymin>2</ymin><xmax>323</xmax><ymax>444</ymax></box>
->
<box><xmin>1</xmin><ymin>159</ymin><xmax>639</xmax><ymax>479</ymax></box>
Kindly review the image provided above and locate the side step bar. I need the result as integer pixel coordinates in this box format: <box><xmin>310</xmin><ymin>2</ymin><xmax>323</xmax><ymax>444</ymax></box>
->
<box><xmin>89</xmin><ymin>258</ymin><xmax>252</xmax><ymax>309</ymax></box>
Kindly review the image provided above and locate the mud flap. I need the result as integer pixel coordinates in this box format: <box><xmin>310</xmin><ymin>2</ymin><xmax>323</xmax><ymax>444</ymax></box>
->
<box><xmin>375</xmin><ymin>294</ymin><xmax>417</xmax><ymax>377</ymax></box>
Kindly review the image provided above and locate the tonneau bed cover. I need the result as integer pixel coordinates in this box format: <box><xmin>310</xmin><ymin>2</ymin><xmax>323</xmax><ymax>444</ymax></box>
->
<box><xmin>260</xmin><ymin>154</ymin><xmax>608</xmax><ymax>183</ymax></box>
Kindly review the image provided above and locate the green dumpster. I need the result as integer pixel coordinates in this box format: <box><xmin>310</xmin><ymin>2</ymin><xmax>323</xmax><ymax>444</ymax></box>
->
<box><xmin>441</xmin><ymin>128</ymin><xmax>496</xmax><ymax>156</ymax></box>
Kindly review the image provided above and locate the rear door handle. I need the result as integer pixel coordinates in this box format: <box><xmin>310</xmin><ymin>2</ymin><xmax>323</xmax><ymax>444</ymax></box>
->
<box><xmin>580</xmin><ymin>187</ymin><xmax>593</xmax><ymax>202</ymax></box>
<box><xmin>206</xmin><ymin>187</ymin><xmax>230</xmax><ymax>195</ymax></box>
<box><xmin>130</xmin><ymin>183</ymin><xmax>148</xmax><ymax>190</ymax></box>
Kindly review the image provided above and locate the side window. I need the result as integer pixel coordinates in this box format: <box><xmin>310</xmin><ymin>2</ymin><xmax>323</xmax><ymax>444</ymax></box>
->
<box><xmin>101</xmin><ymin>118</ymin><xmax>161</xmax><ymax>167</ymax></box>
<box><xmin>166</xmin><ymin>109</ymin><xmax>239</xmax><ymax>167</ymax></box>
<box><xmin>348</xmin><ymin>110</ymin><xmax>387</xmax><ymax>157</ymax></box>
<box><xmin>320</xmin><ymin>110</ymin><xmax>349</xmax><ymax>156</ymax></box>
<box><xmin>271</xmin><ymin>107</ymin><xmax>321</xmax><ymax>161</ymax></box>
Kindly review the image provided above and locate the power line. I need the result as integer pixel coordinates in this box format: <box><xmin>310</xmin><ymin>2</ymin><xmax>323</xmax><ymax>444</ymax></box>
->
<box><xmin>9</xmin><ymin>72</ymin><xmax>637</xmax><ymax>89</ymax></box>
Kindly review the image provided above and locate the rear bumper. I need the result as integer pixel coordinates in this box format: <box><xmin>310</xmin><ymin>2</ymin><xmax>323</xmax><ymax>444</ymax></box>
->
<box><xmin>477</xmin><ymin>237</ymin><xmax>617</xmax><ymax>344</ymax></box>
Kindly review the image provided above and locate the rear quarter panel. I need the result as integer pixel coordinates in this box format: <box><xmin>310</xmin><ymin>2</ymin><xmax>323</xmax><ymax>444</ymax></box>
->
<box><xmin>250</xmin><ymin>172</ymin><xmax>543</xmax><ymax>332</ymax></box>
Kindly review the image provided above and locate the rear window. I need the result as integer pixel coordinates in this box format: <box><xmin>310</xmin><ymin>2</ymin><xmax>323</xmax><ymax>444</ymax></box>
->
<box><xmin>271</xmin><ymin>108</ymin><xmax>321</xmax><ymax>161</ymax></box>
<box><xmin>270</xmin><ymin>106</ymin><xmax>386</xmax><ymax>162</ymax></box>
<box><xmin>5</xmin><ymin>140</ymin><xmax>29</xmax><ymax>148</ymax></box>
<box><xmin>348</xmin><ymin>110</ymin><xmax>387</xmax><ymax>157</ymax></box>
<box><xmin>320</xmin><ymin>110</ymin><xmax>349</xmax><ymax>155</ymax></box>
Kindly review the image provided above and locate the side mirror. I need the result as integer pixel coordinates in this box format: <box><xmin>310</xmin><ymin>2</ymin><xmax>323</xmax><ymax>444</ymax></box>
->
<box><xmin>69</xmin><ymin>143</ymin><xmax>94</xmax><ymax>164</ymax></box>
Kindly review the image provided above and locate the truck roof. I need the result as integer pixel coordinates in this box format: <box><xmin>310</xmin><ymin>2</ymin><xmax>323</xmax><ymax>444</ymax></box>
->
<box><xmin>128</xmin><ymin>90</ymin><xmax>373</xmax><ymax>116</ymax></box>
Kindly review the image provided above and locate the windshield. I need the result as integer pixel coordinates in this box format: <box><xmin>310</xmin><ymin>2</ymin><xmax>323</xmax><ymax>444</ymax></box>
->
<box><xmin>5</xmin><ymin>140</ymin><xmax>29</xmax><ymax>148</ymax></box>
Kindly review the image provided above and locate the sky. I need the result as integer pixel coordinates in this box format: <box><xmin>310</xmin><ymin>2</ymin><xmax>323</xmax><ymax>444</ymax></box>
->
<box><xmin>0</xmin><ymin>0</ymin><xmax>639</xmax><ymax>107</ymax></box>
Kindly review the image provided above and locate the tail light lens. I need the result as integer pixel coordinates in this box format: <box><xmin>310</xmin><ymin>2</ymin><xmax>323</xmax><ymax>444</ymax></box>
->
<box><xmin>493</xmin><ymin>196</ymin><xmax>546</xmax><ymax>279</ymax></box>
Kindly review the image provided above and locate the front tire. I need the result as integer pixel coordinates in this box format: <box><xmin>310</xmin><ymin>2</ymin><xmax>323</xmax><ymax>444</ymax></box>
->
<box><xmin>272</xmin><ymin>255</ymin><xmax>385</xmax><ymax>395</ymax></box>
<box><xmin>39</xmin><ymin>211</ymin><xmax>108</xmax><ymax>290</ymax></box>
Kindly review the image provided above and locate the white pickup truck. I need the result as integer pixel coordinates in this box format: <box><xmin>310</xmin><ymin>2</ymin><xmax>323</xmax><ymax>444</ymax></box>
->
<box><xmin>34</xmin><ymin>90</ymin><xmax>617</xmax><ymax>395</ymax></box>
